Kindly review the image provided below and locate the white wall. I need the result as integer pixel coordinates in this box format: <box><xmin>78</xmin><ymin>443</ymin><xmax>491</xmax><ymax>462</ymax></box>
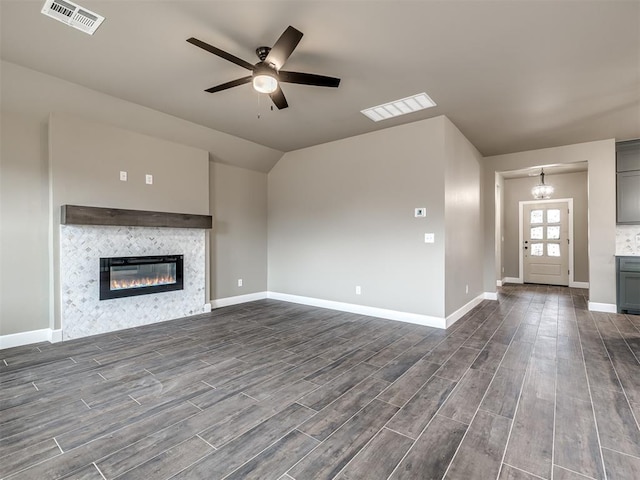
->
<box><xmin>483</xmin><ymin>140</ymin><xmax>616</xmax><ymax>307</ymax></box>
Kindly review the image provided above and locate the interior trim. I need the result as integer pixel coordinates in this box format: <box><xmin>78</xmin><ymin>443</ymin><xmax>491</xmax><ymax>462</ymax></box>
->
<box><xmin>61</xmin><ymin>205</ymin><xmax>213</xmax><ymax>229</ymax></box>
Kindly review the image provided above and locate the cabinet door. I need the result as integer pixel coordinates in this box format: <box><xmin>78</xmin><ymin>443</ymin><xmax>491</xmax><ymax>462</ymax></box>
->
<box><xmin>617</xmin><ymin>140</ymin><xmax>640</xmax><ymax>172</ymax></box>
<box><xmin>619</xmin><ymin>272</ymin><xmax>640</xmax><ymax>313</ymax></box>
<box><xmin>617</xmin><ymin>171</ymin><xmax>640</xmax><ymax>224</ymax></box>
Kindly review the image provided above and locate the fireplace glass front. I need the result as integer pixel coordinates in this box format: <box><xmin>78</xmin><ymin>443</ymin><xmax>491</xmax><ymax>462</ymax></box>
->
<box><xmin>100</xmin><ymin>255</ymin><xmax>184</xmax><ymax>300</ymax></box>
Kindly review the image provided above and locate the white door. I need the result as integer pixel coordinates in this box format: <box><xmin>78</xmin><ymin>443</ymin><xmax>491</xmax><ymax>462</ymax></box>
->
<box><xmin>523</xmin><ymin>201</ymin><xmax>569</xmax><ymax>286</ymax></box>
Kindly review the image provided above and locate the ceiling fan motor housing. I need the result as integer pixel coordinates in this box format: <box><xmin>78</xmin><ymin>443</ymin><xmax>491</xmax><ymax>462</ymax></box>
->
<box><xmin>256</xmin><ymin>46</ymin><xmax>271</xmax><ymax>62</ymax></box>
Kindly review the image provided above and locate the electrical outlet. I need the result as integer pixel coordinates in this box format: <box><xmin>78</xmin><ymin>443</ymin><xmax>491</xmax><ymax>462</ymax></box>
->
<box><xmin>414</xmin><ymin>208</ymin><xmax>426</xmax><ymax>217</ymax></box>
<box><xmin>145</xmin><ymin>174</ymin><xmax>153</xmax><ymax>185</ymax></box>
<box><xmin>237</xmin><ymin>279</ymin><xmax>243</xmax><ymax>287</ymax></box>
<box><xmin>424</xmin><ymin>233</ymin><xmax>435</xmax><ymax>243</ymax></box>
<box><xmin>355</xmin><ymin>286</ymin><xmax>361</xmax><ymax>295</ymax></box>
<box><xmin>119</xmin><ymin>171</ymin><xmax>127</xmax><ymax>181</ymax></box>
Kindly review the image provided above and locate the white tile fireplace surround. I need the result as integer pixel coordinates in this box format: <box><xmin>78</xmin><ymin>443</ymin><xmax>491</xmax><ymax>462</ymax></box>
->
<box><xmin>59</xmin><ymin>225</ymin><xmax>206</xmax><ymax>340</ymax></box>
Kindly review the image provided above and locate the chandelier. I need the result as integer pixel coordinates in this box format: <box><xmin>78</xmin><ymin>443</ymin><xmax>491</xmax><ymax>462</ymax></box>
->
<box><xmin>531</xmin><ymin>169</ymin><xmax>554</xmax><ymax>199</ymax></box>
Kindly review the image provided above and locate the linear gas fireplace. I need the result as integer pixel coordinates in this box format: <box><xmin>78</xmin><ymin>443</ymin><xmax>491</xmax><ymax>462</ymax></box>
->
<box><xmin>100</xmin><ymin>255</ymin><xmax>184</xmax><ymax>300</ymax></box>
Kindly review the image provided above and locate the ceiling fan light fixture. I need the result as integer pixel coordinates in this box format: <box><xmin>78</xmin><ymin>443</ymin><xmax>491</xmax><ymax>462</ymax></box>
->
<box><xmin>532</xmin><ymin>169</ymin><xmax>554</xmax><ymax>199</ymax></box>
<box><xmin>253</xmin><ymin>72</ymin><xmax>278</xmax><ymax>94</ymax></box>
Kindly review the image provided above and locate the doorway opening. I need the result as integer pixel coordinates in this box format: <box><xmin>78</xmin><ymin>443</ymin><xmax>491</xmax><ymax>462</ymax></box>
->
<box><xmin>520</xmin><ymin>199</ymin><xmax>572</xmax><ymax>286</ymax></box>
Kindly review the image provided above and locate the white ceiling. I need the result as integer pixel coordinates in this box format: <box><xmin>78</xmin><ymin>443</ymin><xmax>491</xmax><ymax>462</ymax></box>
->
<box><xmin>1</xmin><ymin>0</ymin><xmax>639</xmax><ymax>156</ymax></box>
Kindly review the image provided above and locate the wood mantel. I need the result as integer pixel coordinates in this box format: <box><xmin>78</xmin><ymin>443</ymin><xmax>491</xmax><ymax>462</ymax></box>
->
<box><xmin>60</xmin><ymin>205</ymin><xmax>212</xmax><ymax>229</ymax></box>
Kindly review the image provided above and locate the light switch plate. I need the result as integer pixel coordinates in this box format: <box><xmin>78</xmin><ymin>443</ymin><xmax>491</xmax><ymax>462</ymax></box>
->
<box><xmin>424</xmin><ymin>233</ymin><xmax>435</xmax><ymax>243</ymax></box>
<box><xmin>119</xmin><ymin>171</ymin><xmax>127</xmax><ymax>181</ymax></box>
<box><xmin>145</xmin><ymin>174</ymin><xmax>153</xmax><ymax>185</ymax></box>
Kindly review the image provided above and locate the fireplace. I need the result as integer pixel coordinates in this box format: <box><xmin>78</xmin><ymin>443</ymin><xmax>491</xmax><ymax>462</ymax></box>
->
<box><xmin>100</xmin><ymin>255</ymin><xmax>184</xmax><ymax>300</ymax></box>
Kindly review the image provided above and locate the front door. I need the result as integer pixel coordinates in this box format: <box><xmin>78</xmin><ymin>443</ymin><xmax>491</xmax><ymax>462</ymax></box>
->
<box><xmin>523</xmin><ymin>201</ymin><xmax>569</xmax><ymax>286</ymax></box>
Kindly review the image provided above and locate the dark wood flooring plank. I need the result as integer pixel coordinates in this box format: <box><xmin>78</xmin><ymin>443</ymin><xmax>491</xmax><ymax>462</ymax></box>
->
<box><xmin>334</xmin><ymin>428</ymin><xmax>413</xmax><ymax>480</ymax></box>
<box><xmin>602</xmin><ymin>447</ymin><xmax>640</xmax><ymax>480</ymax></box>
<box><xmin>445</xmin><ymin>410</ymin><xmax>511</xmax><ymax>479</ymax></box>
<box><xmin>224</xmin><ymin>430</ymin><xmax>319</xmax><ymax>480</ymax></box>
<box><xmin>590</xmin><ymin>386</ymin><xmax>640</xmax><ymax>457</ymax></box>
<box><xmin>376</xmin><ymin>359</ymin><xmax>440</xmax><ymax>407</ymax></box>
<box><xmin>554</xmin><ymin>393</ymin><xmax>605</xmax><ymax>479</ymax></box>
<box><xmin>385</xmin><ymin>375</ymin><xmax>457</xmax><ymax>439</ymax></box>
<box><xmin>6</xmin><ymin>401</ymin><xmax>200</xmax><ymax>480</ymax></box>
<box><xmin>439</xmin><ymin>368</ymin><xmax>495</xmax><ymax>425</ymax></box>
<box><xmin>171</xmin><ymin>402</ymin><xmax>314</xmax><ymax>479</ymax></box>
<box><xmin>556</xmin><ymin>357</ymin><xmax>591</xmax><ymax>402</ymax></box>
<box><xmin>0</xmin><ymin>439</ymin><xmax>61</xmax><ymax>478</ymax></box>
<box><xmin>304</xmin><ymin>349</ymin><xmax>373</xmax><ymax>385</ymax></box>
<box><xmin>59</xmin><ymin>464</ymin><xmax>104</xmax><ymax>479</ymax></box>
<box><xmin>299</xmin><ymin>376</ymin><xmax>389</xmax><ymax>441</ymax></box>
<box><xmin>553</xmin><ymin>465</ymin><xmax>600</xmax><ymax>479</ymax></box>
<box><xmin>115</xmin><ymin>436</ymin><xmax>213</xmax><ymax>480</ymax></box>
<box><xmin>470</xmin><ymin>339</ymin><xmax>510</xmax><ymax>374</ymax></box>
<box><xmin>498</xmin><ymin>464</ymin><xmax>544</xmax><ymax>479</ymax></box>
<box><xmin>502</xmin><ymin>359</ymin><xmax>555</xmax><ymax>479</ymax></box>
<box><xmin>480</xmin><ymin>366</ymin><xmax>526</xmax><ymax>420</ymax></box>
<box><xmin>289</xmin><ymin>399</ymin><xmax>398</xmax><ymax>480</ymax></box>
<box><xmin>389</xmin><ymin>414</ymin><xmax>467</xmax><ymax>480</ymax></box>
<box><xmin>299</xmin><ymin>363</ymin><xmax>378</xmax><ymax>411</ymax></box>
<box><xmin>96</xmin><ymin>393</ymin><xmax>255</xmax><ymax>478</ymax></box>
<box><xmin>433</xmin><ymin>347</ymin><xmax>480</xmax><ymax>382</ymax></box>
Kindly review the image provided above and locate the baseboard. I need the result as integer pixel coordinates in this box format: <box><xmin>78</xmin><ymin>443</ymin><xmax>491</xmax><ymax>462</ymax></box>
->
<box><xmin>0</xmin><ymin>328</ymin><xmax>63</xmax><ymax>350</ymax></box>
<box><xmin>445</xmin><ymin>294</ymin><xmax>487</xmax><ymax>328</ymax></box>
<box><xmin>503</xmin><ymin>277</ymin><xmax>522</xmax><ymax>284</ymax></box>
<box><xmin>570</xmin><ymin>281</ymin><xmax>589</xmax><ymax>289</ymax></box>
<box><xmin>588</xmin><ymin>302</ymin><xmax>617</xmax><ymax>313</ymax></box>
<box><xmin>210</xmin><ymin>292</ymin><xmax>268</xmax><ymax>309</ymax></box>
<box><xmin>484</xmin><ymin>292</ymin><xmax>499</xmax><ymax>301</ymax></box>
<box><xmin>267</xmin><ymin>291</ymin><xmax>447</xmax><ymax>329</ymax></box>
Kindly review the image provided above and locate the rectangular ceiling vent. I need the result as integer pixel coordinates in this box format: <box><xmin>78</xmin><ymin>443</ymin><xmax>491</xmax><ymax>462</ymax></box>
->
<box><xmin>361</xmin><ymin>93</ymin><xmax>437</xmax><ymax>122</ymax></box>
<box><xmin>41</xmin><ymin>0</ymin><xmax>104</xmax><ymax>35</ymax></box>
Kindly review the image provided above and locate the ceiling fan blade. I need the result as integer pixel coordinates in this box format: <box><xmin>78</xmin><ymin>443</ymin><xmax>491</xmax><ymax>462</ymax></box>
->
<box><xmin>187</xmin><ymin>37</ymin><xmax>254</xmax><ymax>71</ymax></box>
<box><xmin>265</xmin><ymin>26</ymin><xmax>303</xmax><ymax>70</ymax></box>
<box><xmin>279</xmin><ymin>71</ymin><xmax>341</xmax><ymax>88</ymax></box>
<box><xmin>205</xmin><ymin>76</ymin><xmax>252</xmax><ymax>93</ymax></box>
<box><xmin>269</xmin><ymin>86</ymin><xmax>289</xmax><ymax>110</ymax></box>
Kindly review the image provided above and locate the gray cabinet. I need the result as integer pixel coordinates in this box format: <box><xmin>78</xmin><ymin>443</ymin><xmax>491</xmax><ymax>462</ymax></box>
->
<box><xmin>617</xmin><ymin>256</ymin><xmax>640</xmax><ymax>314</ymax></box>
<box><xmin>616</xmin><ymin>140</ymin><xmax>640</xmax><ymax>224</ymax></box>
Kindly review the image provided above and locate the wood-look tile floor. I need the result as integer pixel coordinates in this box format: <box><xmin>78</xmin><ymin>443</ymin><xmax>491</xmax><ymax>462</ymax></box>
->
<box><xmin>2</xmin><ymin>284</ymin><xmax>640</xmax><ymax>479</ymax></box>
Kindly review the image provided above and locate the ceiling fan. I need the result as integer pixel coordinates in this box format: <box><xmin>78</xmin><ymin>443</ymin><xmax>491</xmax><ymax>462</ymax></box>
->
<box><xmin>187</xmin><ymin>26</ymin><xmax>340</xmax><ymax>110</ymax></box>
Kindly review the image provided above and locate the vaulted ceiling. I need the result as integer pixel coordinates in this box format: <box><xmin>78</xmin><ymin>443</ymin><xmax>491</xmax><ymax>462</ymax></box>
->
<box><xmin>1</xmin><ymin>0</ymin><xmax>639</xmax><ymax>157</ymax></box>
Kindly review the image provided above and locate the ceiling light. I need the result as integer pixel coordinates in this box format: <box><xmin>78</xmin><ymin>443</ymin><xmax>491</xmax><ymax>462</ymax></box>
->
<box><xmin>361</xmin><ymin>92</ymin><xmax>436</xmax><ymax>122</ymax></box>
<box><xmin>252</xmin><ymin>64</ymin><xmax>279</xmax><ymax>94</ymax></box>
<box><xmin>532</xmin><ymin>169</ymin><xmax>554</xmax><ymax>199</ymax></box>
<box><xmin>253</xmin><ymin>74</ymin><xmax>278</xmax><ymax>94</ymax></box>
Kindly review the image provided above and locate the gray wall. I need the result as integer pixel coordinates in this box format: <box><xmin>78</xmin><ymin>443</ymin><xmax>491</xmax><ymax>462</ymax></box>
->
<box><xmin>443</xmin><ymin>118</ymin><xmax>483</xmax><ymax>315</ymax></box>
<box><xmin>49</xmin><ymin>114</ymin><xmax>210</xmax><ymax>330</ymax></box>
<box><xmin>483</xmin><ymin>140</ymin><xmax>616</xmax><ymax>306</ymax></box>
<box><xmin>503</xmin><ymin>171</ymin><xmax>588</xmax><ymax>282</ymax></box>
<box><xmin>270</xmin><ymin>116</ymin><xmax>456</xmax><ymax>318</ymax></box>
<box><xmin>210</xmin><ymin>163</ymin><xmax>268</xmax><ymax>300</ymax></box>
<box><xmin>0</xmin><ymin>113</ymin><xmax>50</xmax><ymax>335</ymax></box>
<box><xmin>0</xmin><ymin>61</ymin><xmax>278</xmax><ymax>338</ymax></box>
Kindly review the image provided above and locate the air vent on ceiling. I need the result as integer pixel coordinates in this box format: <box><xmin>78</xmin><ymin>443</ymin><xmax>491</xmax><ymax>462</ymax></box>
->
<box><xmin>41</xmin><ymin>0</ymin><xmax>104</xmax><ymax>35</ymax></box>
